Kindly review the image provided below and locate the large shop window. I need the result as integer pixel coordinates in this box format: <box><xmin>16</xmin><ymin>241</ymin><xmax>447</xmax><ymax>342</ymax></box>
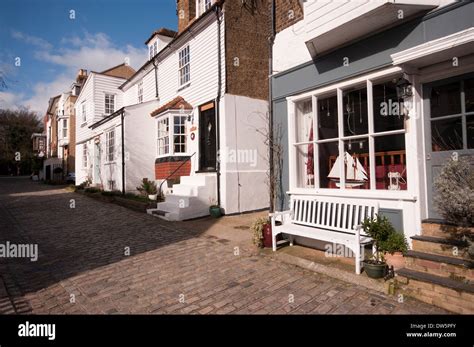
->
<box><xmin>157</xmin><ymin>115</ymin><xmax>187</xmax><ymax>157</ymax></box>
<box><xmin>293</xmin><ymin>76</ymin><xmax>408</xmax><ymax>191</ymax></box>
<box><xmin>430</xmin><ymin>77</ymin><xmax>474</xmax><ymax>151</ymax></box>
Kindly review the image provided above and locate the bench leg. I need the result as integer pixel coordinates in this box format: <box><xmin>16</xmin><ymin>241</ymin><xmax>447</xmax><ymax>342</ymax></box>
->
<box><xmin>355</xmin><ymin>245</ymin><xmax>361</xmax><ymax>275</ymax></box>
<box><xmin>272</xmin><ymin>232</ymin><xmax>277</xmax><ymax>252</ymax></box>
<box><xmin>289</xmin><ymin>236</ymin><xmax>294</xmax><ymax>247</ymax></box>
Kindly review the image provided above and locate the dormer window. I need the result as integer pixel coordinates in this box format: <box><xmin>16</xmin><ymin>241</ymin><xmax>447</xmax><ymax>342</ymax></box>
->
<box><xmin>149</xmin><ymin>41</ymin><xmax>158</xmax><ymax>60</ymax></box>
<box><xmin>196</xmin><ymin>0</ymin><xmax>213</xmax><ymax>17</ymax></box>
<box><xmin>105</xmin><ymin>94</ymin><xmax>115</xmax><ymax>115</ymax></box>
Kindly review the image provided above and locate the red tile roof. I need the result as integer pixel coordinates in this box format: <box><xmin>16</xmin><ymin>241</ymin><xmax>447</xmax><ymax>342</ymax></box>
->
<box><xmin>150</xmin><ymin>96</ymin><xmax>193</xmax><ymax>117</ymax></box>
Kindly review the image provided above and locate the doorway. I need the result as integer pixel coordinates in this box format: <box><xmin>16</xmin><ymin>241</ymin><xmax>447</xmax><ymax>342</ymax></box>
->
<box><xmin>424</xmin><ymin>73</ymin><xmax>474</xmax><ymax>218</ymax></box>
<box><xmin>198</xmin><ymin>102</ymin><xmax>217</xmax><ymax>172</ymax></box>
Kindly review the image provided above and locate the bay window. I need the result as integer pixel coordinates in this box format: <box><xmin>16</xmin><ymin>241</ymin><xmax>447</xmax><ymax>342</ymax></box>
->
<box><xmin>62</xmin><ymin>119</ymin><xmax>67</xmax><ymax>138</ymax></box>
<box><xmin>157</xmin><ymin>115</ymin><xmax>188</xmax><ymax>157</ymax></box>
<box><xmin>291</xmin><ymin>74</ymin><xmax>408</xmax><ymax>192</ymax></box>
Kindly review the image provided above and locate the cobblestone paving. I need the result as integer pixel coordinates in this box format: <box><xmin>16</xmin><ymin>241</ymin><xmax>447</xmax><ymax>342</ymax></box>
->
<box><xmin>0</xmin><ymin>177</ymin><xmax>447</xmax><ymax>314</ymax></box>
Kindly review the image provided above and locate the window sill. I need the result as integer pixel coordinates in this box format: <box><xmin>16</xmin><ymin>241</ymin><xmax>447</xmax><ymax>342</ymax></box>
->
<box><xmin>177</xmin><ymin>82</ymin><xmax>191</xmax><ymax>92</ymax></box>
<box><xmin>81</xmin><ymin>122</ymin><xmax>87</xmax><ymax>127</ymax></box>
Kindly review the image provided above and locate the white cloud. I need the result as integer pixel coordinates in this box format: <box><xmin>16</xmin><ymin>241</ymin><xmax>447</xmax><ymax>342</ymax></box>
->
<box><xmin>37</xmin><ymin>32</ymin><xmax>146</xmax><ymax>72</ymax></box>
<box><xmin>2</xmin><ymin>31</ymin><xmax>148</xmax><ymax>115</ymax></box>
<box><xmin>11</xmin><ymin>31</ymin><xmax>53</xmax><ymax>50</ymax></box>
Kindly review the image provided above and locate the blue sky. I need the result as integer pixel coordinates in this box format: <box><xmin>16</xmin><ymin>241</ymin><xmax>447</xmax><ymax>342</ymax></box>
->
<box><xmin>0</xmin><ymin>0</ymin><xmax>177</xmax><ymax>115</ymax></box>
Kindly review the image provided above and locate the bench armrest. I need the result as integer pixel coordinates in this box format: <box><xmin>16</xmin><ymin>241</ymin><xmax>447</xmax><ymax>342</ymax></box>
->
<box><xmin>269</xmin><ymin>210</ymin><xmax>293</xmax><ymax>226</ymax></box>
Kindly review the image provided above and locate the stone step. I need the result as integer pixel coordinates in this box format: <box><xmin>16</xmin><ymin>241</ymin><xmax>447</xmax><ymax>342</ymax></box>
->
<box><xmin>396</xmin><ymin>268</ymin><xmax>474</xmax><ymax>314</ymax></box>
<box><xmin>421</xmin><ymin>220</ymin><xmax>473</xmax><ymax>239</ymax></box>
<box><xmin>411</xmin><ymin>235</ymin><xmax>470</xmax><ymax>260</ymax></box>
<box><xmin>404</xmin><ymin>250</ymin><xmax>473</xmax><ymax>282</ymax></box>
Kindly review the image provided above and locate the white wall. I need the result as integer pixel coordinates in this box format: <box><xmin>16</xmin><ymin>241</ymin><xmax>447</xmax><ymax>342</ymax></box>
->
<box><xmin>220</xmin><ymin>94</ymin><xmax>269</xmax><ymax>214</ymax></box>
<box><xmin>124</xmin><ymin>100</ymin><xmax>160</xmax><ymax>192</ymax></box>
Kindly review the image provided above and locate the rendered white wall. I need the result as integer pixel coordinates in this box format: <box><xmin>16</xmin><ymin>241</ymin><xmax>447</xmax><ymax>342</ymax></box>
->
<box><xmin>220</xmin><ymin>94</ymin><xmax>269</xmax><ymax>214</ymax></box>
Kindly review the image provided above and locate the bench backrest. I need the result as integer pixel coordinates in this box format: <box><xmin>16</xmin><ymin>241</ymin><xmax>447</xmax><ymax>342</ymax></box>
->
<box><xmin>290</xmin><ymin>196</ymin><xmax>379</xmax><ymax>235</ymax></box>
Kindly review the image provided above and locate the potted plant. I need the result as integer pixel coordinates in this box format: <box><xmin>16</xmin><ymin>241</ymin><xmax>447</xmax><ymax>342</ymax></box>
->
<box><xmin>137</xmin><ymin>178</ymin><xmax>158</xmax><ymax>200</ymax></box>
<box><xmin>381</xmin><ymin>231</ymin><xmax>408</xmax><ymax>271</ymax></box>
<box><xmin>361</xmin><ymin>215</ymin><xmax>393</xmax><ymax>279</ymax></box>
<box><xmin>250</xmin><ymin>217</ymin><xmax>274</xmax><ymax>248</ymax></box>
<box><xmin>209</xmin><ymin>198</ymin><xmax>222</xmax><ymax>218</ymax></box>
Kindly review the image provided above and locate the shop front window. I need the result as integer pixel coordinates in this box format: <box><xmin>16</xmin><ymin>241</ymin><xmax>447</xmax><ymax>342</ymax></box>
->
<box><xmin>292</xmin><ymin>74</ymin><xmax>408</xmax><ymax>192</ymax></box>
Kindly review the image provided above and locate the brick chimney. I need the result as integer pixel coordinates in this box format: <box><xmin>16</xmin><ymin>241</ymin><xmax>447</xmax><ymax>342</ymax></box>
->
<box><xmin>176</xmin><ymin>0</ymin><xmax>196</xmax><ymax>33</ymax></box>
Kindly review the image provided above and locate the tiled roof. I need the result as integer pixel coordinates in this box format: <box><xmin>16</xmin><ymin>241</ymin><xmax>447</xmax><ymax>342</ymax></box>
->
<box><xmin>150</xmin><ymin>96</ymin><xmax>192</xmax><ymax>117</ymax></box>
<box><xmin>145</xmin><ymin>27</ymin><xmax>178</xmax><ymax>44</ymax></box>
<box><xmin>100</xmin><ymin>63</ymin><xmax>136</xmax><ymax>79</ymax></box>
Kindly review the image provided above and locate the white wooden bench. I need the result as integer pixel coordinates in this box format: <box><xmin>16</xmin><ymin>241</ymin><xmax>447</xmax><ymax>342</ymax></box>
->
<box><xmin>270</xmin><ymin>195</ymin><xmax>379</xmax><ymax>274</ymax></box>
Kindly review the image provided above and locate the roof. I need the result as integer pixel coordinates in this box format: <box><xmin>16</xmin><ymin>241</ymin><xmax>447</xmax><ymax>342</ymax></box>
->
<box><xmin>99</xmin><ymin>63</ymin><xmax>136</xmax><ymax>79</ymax></box>
<box><xmin>150</xmin><ymin>96</ymin><xmax>192</xmax><ymax>117</ymax></box>
<box><xmin>120</xmin><ymin>0</ymin><xmax>224</xmax><ymax>90</ymax></box>
<box><xmin>144</xmin><ymin>27</ymin><xmax>178</xmax><ymax>44</ymax></box>
<box><xmin>46</xmin><ymin>95</ymin><xmax>61</xmax><ymax>115</ymax></box>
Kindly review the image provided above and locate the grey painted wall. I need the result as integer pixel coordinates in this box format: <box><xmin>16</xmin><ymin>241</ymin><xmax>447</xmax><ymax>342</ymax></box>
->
<box><xmin>272</xmin><ymin>2</ymin><xmax>473</xmax><ymax>209</ymax></box>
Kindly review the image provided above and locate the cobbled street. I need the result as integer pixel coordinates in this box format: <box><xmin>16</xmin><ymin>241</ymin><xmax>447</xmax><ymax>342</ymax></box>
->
<box><xmin>0</xmin><ymin>177</ymin><xmax>447</xmax><ymax>314</ymax></box>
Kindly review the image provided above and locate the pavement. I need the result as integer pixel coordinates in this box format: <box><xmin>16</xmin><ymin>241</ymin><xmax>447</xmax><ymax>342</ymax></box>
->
<box><xmin>0</xmin><ymin>177</ymin><xmax>447</xmax><ymax>314</ymax></box>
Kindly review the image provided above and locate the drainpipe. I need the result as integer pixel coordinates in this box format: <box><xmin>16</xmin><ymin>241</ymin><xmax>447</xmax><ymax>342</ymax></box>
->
<box><xmin>269</xmin><ymin>0</ymin><xmax>276</xmax><ymax>213</ymax></box>
<box><xmin>215</xmin><ymin>5</ymin><xmax>222</xmax><ymax>207</ymax></box>
<box><xmin>152</xmin><ymin>59</ymin><xmax>159</xmax><ymax>98</ymax></box>
<box><xmin>121</xmin><ymin>110</ymin><xmax>125</xmax><ymax>195</ymax></box>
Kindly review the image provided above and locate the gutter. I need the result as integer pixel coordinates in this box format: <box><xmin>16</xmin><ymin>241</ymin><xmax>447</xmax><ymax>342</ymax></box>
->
<box><xmin>215</xmin><ymin>4</ymin><xmax>223</xmax><ymax>208</ymax></box>
<box><xmin>152</xmin><ymin>59</ymin><xmax>159</xmax><ymax>98</ymax></box>
<box><xmin>269</xmin><ymin>0</ymin><xmax>276</xmax><ymax>213</ymax></box>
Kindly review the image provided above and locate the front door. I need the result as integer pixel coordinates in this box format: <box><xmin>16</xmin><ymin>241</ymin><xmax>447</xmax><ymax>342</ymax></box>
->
<box><xmin>199</xmin><ymin>103</ymin><xmax>217</xmax><ymax>171</ymax></box>
<box><xmin>424</xmin><ymin>74</ymin><xmax>474</xmax><ymax>219</ymax></box>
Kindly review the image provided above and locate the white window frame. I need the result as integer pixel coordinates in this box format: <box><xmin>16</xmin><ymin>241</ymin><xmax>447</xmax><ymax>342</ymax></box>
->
<box><xmin>156</xmin><ymin>113</ymin><xmax>188</xmax><ymax>158</ymax></box>
<box><xmin>81</xmin><ymin>102</ymin><xmax>87</xmax><ymax>124</ymax></box>
<box><xmin>157</xmin><ymin>117</ymin><xmax>170</xmax><ymax>156</ymax></box>
<box><xmin>287</xmin><ymin>66</ymin><xmax>417</xmax><ymax>199</ymax></box>
<box><xmin>178</xmin><ymin>45</ymin><xmax>191</xmax><ymax>86</ymax></box>
<box><xmin>196</xmin><ymin>0</ymin><xmax>213</xmax><ymax>17</ymax></box>
<box><xmin>82</xmin><ymin>144</ymin><xmax>88</xmax><ymax>168</ymax></box>
<box><xmin>106</xmin><ymin>129</ymin><xmax>115</xmax><ymax>163</ymax></box>
<box><xmin>62</xmin><ymin>119</ymin><xmax>68</xmax><ymax>138</ymax></box>
<box><xmin>104</xmin><ymin>94</ymin><xmax>115</xmax><ymax>115</ymax></box>
<box><xmin>138</xmin><ymin>81</ymin><xmax>144</xmax><ymax>103</ymax></box>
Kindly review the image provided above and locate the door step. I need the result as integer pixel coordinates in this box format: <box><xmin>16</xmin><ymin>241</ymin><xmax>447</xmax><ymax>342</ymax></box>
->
<box><xmin>396</xmin><ymin>268</ymin><xmax>474</xmax><ymax>313</ymax></box>
<box><xmin>411</xmin><ymin>235</ymin><xmax>470</xmax><ymax>259</ymax></box>
<box><xmin>404</xmin><ymin>250</ymin><xmax>473</xmax><ymax>282</ymax></box>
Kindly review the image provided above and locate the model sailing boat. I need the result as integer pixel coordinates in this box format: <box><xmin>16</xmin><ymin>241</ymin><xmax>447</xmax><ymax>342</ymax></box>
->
<box><xmin>328</xmin><ymin>151</ymin><xmax>368</xmax><ymax>188</ymax></box>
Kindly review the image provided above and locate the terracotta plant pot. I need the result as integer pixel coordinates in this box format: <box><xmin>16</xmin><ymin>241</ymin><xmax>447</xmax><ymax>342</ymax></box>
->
<box><xmin>263</xmin><ymin>223</ymin><xmax>273</xmax><ymax>248</ymax></box>
<box><xmin>384</xmin><ymin>252</ymin><xmax>405</xmax><ymax>271</ymax></box>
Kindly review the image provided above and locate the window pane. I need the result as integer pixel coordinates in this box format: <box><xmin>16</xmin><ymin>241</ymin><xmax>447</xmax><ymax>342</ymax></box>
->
<box><xmin>343</xmin><ymin>87</ymin><xmax>368</xmax><ymax>136</ymax></box>
<box><xmin>431</xmin><ymin>117</ymin><xmax>463</xmax><ymax>151</ymax></box>
<box><xmin>430</xmin><ymin>82</ymin><xmax>461</xmax><ymax>118</ymax></box>
<box><xmin>295</xmin><ymin>100</ymin><xmax>313</xmax><ymax>143</ymax></box>
<box><xmin>373</xmin><ymin>79</ymin><xmax>404</xmax><ymax>132</ymax></box>
<box><xmin>374</xmin><ymin>134</ymin><xmax>407</xmax><ymax>190</ymax></box>
<box><xmin>296</xmin><ymin>144</ymin><xmax>314</xmax><ymax>188</ymax></box>
<box><xmin>318</xmin><ymin>141</ymin><xmax>339</xmax><ymax>189</ymax></box>
<box><xmin>317</xmin><ymin>95</ymin><xmax>338</xmax><ymax>140</ymax></box>
<box><xmin>468</xmin><ymin>115</ymin><xmax>474</xmax><ymax>149</ymax></box>
<box><xmin>343</xmin><ymin>139</ymin><xmax>370</xmax><ymax>190</ymax></box>
<box><xmin>465</xmin><ymin>78</ymin><xmax>474</xmax><ymax>113</ymax></box>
